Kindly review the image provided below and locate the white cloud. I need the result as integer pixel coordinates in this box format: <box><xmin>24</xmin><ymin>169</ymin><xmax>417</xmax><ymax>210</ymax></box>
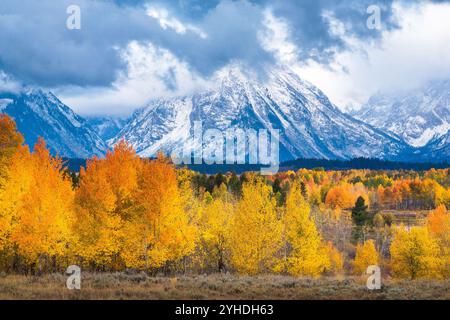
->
<box><xmin>146</xmin><ymin>6</ymin><xmax>208</xmax><ymax>39</ymax></box>
<box><xmin>0</xmin><ymin>71</ymin><xmax>22</xmax><ymax>93</ymax></box>
<box><xmin>258</xmin><ymin>9</ymin><xmax>298</xmax><ymax>65</ymax></box>
<box><xmin>293</xmin><ymin>1</ymin><xmax>450</xmax><ymax>111</ymax></box>
<box><xmin>61</xmin><ymin>1</ymin><xmax>450</xmax><ymax>116</ymax></box>
<box><xmin>59</xmin><ymin>42</ymin><xmax>210</xmax><ymax>116</ymax></box>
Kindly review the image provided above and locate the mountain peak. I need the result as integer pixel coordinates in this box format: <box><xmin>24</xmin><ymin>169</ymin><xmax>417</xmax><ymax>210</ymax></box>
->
<box><xmin>0</xmin><ymin>88</ymin><xmax>108</xmax><ymax>158</ymax></box>
<box><xmin>355</xmin><ymin>79</ymin><xmax>450</xmax><ymax>148</ymax></box>
<box><xmin>113</xmin><ymin>65</ymin><xmax>410</xmax><ymax>162</ymax></box>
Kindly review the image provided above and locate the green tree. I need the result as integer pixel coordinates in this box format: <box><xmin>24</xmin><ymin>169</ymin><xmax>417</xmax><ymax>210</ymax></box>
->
<box><xmin>300</xmin><ymin>181</ymin><xmax>308</xmax><ymax>199</ymax></box>
<box><xmin>352</xmin><ymin>196</ymin><xmax>370</xmax><ymax>242</ymax></box>
<box><xmin>228</xmin><ymin>172</ymin><xmax>241</xmax><ymax>197</ymax></box>
<box><xmin>352</xmin><ymin>196</ymin><xmax>369</xmax><ymax>226</ymax></box>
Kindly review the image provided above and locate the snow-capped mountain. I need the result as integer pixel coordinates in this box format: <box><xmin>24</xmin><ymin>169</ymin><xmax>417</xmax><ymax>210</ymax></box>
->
<box><xmin>415</xmin><ymin>130</ymin><xmax>450</xmax><ymax>162</ymax></box>
<box><xmin>354</xmin><ymin>80</ymin><xmax>450</xmax><ymax>148</ymax></box>
<box><xmin>112</xmin><ymin>66</ymin><xmax>410</xmax><ymax>162</ymax></box>
<box><xmin>86</xmin><ymin>116</ymin><xmax>128</xmax><ymax>142</ymax></box>
<box><xmin>0</xmin><ymin>89</ymin><xmax>108</xmax><ymax>158</ymax></box>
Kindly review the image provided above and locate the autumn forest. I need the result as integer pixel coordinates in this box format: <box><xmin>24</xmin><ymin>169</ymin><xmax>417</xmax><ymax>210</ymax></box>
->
<box><xmin>0</xmin><ymin>114</ymin><xmax>449</xmax><ymax>284</ymax></box>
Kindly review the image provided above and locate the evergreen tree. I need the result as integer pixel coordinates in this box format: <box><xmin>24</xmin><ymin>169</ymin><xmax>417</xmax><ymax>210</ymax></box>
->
<box><xmin>272</xmin><ymin>178</ymin><xmax>282</xmax><ymax>194</ymax></box>
<box><xmin>206</xmin><ymin>175</ymin><xmax>216</xmax><ymax>193</ymax></box>
<box><xmin>351</xmin><ymin>196</ymin><xmax>369</xmax><ymax>242</ymax></box>
<box><xmin>352</xmin><ymin>196</ymin><xmax>369</xmax><ymax>226</ymax></box>
<box><xmin>300</xmin><ymin>181</ymin><xmax>308</xmax><ymax>199</ymax></box>
<box><xmin>214</xmin><ymin>173</ymin><xmax>227</xmax><ymax>188</ymax></box>
<box><xmin>228</xmin><ymin>172</ymin><xmax>241</xmax><ymax>197</ymax></box>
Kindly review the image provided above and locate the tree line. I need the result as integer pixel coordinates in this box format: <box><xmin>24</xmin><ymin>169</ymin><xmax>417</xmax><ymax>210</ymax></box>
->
<box><xmin>0</xmin><ymin>114</ymin><xmax>448</xmax><ymax>280</ymax></box>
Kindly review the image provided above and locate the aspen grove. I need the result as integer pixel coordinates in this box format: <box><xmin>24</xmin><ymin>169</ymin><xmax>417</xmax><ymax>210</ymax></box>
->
<box><xmin>0</xmin><ymin>114</ymin><xmax>449</xmax><ymax>280</ymax></box>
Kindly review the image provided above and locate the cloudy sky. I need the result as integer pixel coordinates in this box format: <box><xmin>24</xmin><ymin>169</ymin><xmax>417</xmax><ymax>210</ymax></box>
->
<box><xmin>0</xmin><ymin>0</ymin><xmax>449</xmax><ymax>116</ymax></box>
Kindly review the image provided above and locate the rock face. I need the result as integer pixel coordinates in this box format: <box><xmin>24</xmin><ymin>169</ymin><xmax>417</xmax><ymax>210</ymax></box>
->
<box><xmin>113</xmin><ymin>66</ymin><xmax>409</xmax><ymax>162</ymax></box>
<box><xmin>0</xmin><ymin>89</ymin><xmax>108</xmax><ymax>158</ymax></box>
<box><xmin>85</xmin><ymin>116</ymin><xmax>128</xmax><ymax>142</ymax></box>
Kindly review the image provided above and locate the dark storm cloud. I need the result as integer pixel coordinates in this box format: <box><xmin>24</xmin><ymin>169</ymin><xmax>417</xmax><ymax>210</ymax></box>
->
<box><xmin>0</xmin><ymin>0</ymin><xmax>158</xmax><ymax>86</ymax></box>
<box><xmin>1</xmin><ymin>0</ymin><xmax>441</xmax><ymax>89</ymax></box>
<box><xmin>0</xmin><ymin>0</ymin><xmax>273</xmax><ymax>87</ymax></box>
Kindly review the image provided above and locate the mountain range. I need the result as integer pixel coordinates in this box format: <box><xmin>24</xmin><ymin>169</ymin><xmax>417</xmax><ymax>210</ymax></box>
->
<box><xmin>0</xmin><ymin>89</ymin><xmax>107</xmax><ymax>158</ymax></box>
<box><xmin>353</xmin><ymin>80</ymin><xmax>450</xmax><ymax>148</ymax></box>
<box><xmin>0</xmin><ymin>67</ymin><xmax>448</xmax><ymax>163</ymax></box>
<box><xmin>111</xmin><ymin>66</ymin><xmax>409</xmax><ymax>162</ymax></box>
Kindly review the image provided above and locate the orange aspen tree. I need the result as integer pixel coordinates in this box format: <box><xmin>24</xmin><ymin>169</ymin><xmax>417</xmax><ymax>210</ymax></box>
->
<box><xmin>0</xmin><ymin>114</ymin><xmax>24</xmax><ymax>184</ymax></box>
<box><xmin>426</xmin><ymin>205</ymin><xmax>449</xmax><ymax>278</ymax></box>
<box><xmin>121</xmin><ymin>154</ymin><xmax>196</xmax><ymax>270</ymax></box>
<box><xmin>427</xmin><ymin>205</ymin><xmax>449</xmax><ymax>243</ymax></box>
<box><xmin>0</xmin><ymin>114</ymin><xmax>26</xmax><ymax>259</ymax></box>
<box><xmin>325</xmin><ymin>184</ymin><xmax>354</xmax><ymax>209</ymax></box>
<box><xmin>10</xmin><ymin>139</ymin><xmax>75</xmax><ymax>270</ymax></box>
<box><xmin>73</xmin><ymin>141</ymin><xmax>141</xmax><ymax>269</ymax></box>
<box><xmin>0</xmin><ymin>145</ymin><xmax>33</xmax><ymax>256</ymax></box>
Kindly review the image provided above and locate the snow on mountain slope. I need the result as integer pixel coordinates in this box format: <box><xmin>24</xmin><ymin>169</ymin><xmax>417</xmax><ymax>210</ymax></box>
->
<box><xmin>0</xmin><ymin>89</ymin><xmax>108</xmax><ymax>158</ymax></box>
<box><xmin>416</xmin><ymin>130</ymin><xmax>450</xmax><ymax>162</ymax></box>
<box><xmin>354</xmin><ymin>80</ymin><xmax>450</xmax><ymax>148</ymax></box>
<box><xmin>86</xmin><ymin>116</ymin><xmax>128</xmax><ymax>142</ymax></box>
<box><xmin>113</xmin><ymin>66</ymin><xmax>410</xmax><ymax>162</ymax></box>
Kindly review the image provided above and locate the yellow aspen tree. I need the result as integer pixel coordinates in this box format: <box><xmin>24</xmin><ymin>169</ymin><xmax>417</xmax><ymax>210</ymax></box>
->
<box><xmin>325</xmin><ymin>242</ymin><xmax>344</xmax><ymax>275</ymax></box>
<box><xmin>283</xmin><ymin>183</ymin><xmax>330</xmax><ymax>277</ymax></box>
<box><xmin>229</xmin><ymin>178</ymin><xmax>282</xmax><ymax>275</ymax></box>
<box><xmin>10</xmin><ymin>139</ymin><xmax>75</xmax><ymax>270</ymax></box>
<box><xmin>390</xmin><ymin>227</ymin><xmax>444</xmax><ymax>279</ymax></box>
<box><xmin>177</xmin><ymin>167</ymin><xmax>201</xmax><ymax>227</ymax></box>
<box><xmin>353</xmin><ymin>240</ymin><xmax>379</xmax><ymax>275</ymax></box>
<box><xmin>196</xmin><ymin>197</ymin><xmax>233</xmax><ymax>272</ymax></box>
<box><xmin>121</xmin><ymin>154</ymin><xmax>196</xmax><ymax>270</ymax></box>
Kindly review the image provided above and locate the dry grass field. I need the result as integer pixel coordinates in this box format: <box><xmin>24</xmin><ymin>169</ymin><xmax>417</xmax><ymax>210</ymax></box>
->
<box><xmin>0</xmin><ymin>272</ymin><xmax>448</xmax><ymax>300</ymax></box>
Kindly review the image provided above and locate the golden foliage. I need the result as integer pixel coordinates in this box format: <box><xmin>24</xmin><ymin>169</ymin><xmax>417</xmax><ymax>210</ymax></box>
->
<box><xmin>325</xmin><ymin>183</ymin><xmax>368</xmax><ymax>210</ymax></box>
<box><xmin>229</xmin><ymin>178</ymin><xmax>282</xmax><ymax>275</ymax></box>
<box><xmin>0</xmin><ymin>114</ymin><xmax>24</xmax><ymax>183</ymax></box>
<box><xmin>122</xmin><ymin>156</ymin><xmax>196</xmax><ymax>269</ymax></box>
<box><xmin>0</xmin><ymin>138</ymin><xmax>74</xmax><ymax>268</ymax></box>
<box><xmin>390</xmin><ymin>227</ymin><xmax>445</xmax><ymax>279</ymax></box>
<box><xmin>74</xmin><ymin>142</ymin><xmax>195</xmax><ymax>270</ymax></box>
<box><xmin>0</xmin><ymin>115</ymin><xmax>449</xmax><ymax>279</ymax></box>
<box><xmin>196</xmin><ymin>197</ymin><xmax>233</xmax><ymax>271</ymax></box>
<box><xmin>427</xmin><ymin>205</ymin><xmax>449</xmax><ymax>244</ymax></box>
<box><xmin>353</xmin><ymin>240</ymin><xmax>379</xmax><ymax>275</ymax></box>
<box><xmin>282</xmin><ymin>182</ymin><xmax>330</xmax><ymax>277</ymax></box>
<box><xmin>325</xmin><ymin>242</ymin><xmax>344</xmax><ymax>275</ymax></box>
<box><xmin>426</xmin><ymin>205</ymin><xmax>450</xmax><ymax>278</ymax></box>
